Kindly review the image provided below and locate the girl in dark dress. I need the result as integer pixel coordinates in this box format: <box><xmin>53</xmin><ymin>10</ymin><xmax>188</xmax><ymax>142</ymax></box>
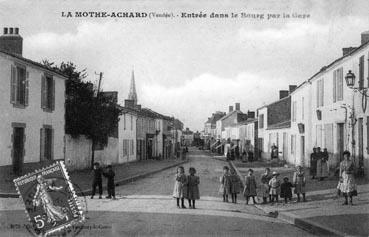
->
<box><xmin>280</xmin><ymin>177</ymin><xmax>293</xmax><ymax>204</ymax></box>
<box><xmin>187</xmin><ymin>167</ymin><xmax>200</xmax><ymax>209</ymax></box>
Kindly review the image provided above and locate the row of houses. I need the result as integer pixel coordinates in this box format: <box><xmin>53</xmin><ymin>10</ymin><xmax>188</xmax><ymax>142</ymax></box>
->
<box><xmin>0</xmin><ymin>27</ymin><xmax>184</xmax><ymax>176</ymax></box>
<box><xmin>204</xmin><ymin>30</ymin><xmax>369</xmax><ymax>176</ymax></box>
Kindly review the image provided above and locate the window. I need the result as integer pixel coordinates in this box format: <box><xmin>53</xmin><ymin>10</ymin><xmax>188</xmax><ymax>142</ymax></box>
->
<box><xmin>131</xmin><ymin>115</ymin><xmax>133</xmax><ymax>130</ymax></box>
<box><xmin>290</xmin><ymin>135</ymin><xmax>295</xmax><ymax>154</ymax></box>
<box><xmin>316</xmin><ymin>79</ymin><xmax>324</xmax><ymax>107</ymax></box>
<box><xmin>130</xmin><ymin>140</ymin><xmax>134</xmax><ymax>155</ymax></box>
<box><xmin>258</xmin><ymin>114</ymin><xmax>264</xmax><ymax>128</ymax></box>
<box><xmin>292</xmin><ymin>101</ymin><xmax>297</xmax><ymax>122</ymax></box>
<box><xmin>124</xmin><ymin>114</ymin><xmax>126</xmax><ymax>130</ymax></box>
<box><xmin>40</xmin><ymin>125</ymin><xmax>53</xmax><ymax>160</ymax></box>
<box><xmin>359</xmin><ymin>55</ymin><xmax>365</xmax><ymax>90</ymax></box>
<box><xmin>10</xmin><ymin>64</ymin><xmax>29</xmax><ymax>107</ymax></box>
<box><xmin>41</xmin><ymin>74</ymin><xmax>55</xmax><ymax>111</ymax></box>
<box><xmin>123</xmin><ymin>139</ymin><xmax>129</xmax><ymax>156</ymax></box>
<box><xmin>333</xmin><ymin>67</ymin><xmax>344</xmax><ymax>103</ymax></box>
<box><xmin>301</xmin><ymin>97</ymin><xmax>304</xmax><ymax>120</ymax></box>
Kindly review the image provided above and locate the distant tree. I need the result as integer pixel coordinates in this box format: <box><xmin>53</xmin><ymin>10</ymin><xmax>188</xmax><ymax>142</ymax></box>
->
<box><xmin>42</xmin><ymin>60</ymin><xmax>122</xmax><ymax>168</ymax></box>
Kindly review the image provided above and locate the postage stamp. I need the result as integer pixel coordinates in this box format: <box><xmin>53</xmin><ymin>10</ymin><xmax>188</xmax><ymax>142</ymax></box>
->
<box><xmin>13</xmin><ymin>161</ymin><xmax>85</xmax><ymax>236</ymax></box>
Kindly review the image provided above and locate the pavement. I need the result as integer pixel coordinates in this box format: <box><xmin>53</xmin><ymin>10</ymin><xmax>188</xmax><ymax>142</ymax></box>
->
<box><xmin>229</xmin><ymin>159</ymin><xmax>369</xmax><ymax>237</ymax></box>
<box><xmin>0</xmin><ymin>157</ymin><xmax>188</xmax><ymax>198</ymax></box>
<box><xmin>0</xmin><ymin>148</ymin><xmax>313</xmax><ymax>236</ymax></box>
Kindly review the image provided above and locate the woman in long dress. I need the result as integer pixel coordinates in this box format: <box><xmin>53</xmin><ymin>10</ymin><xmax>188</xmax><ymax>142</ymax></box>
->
<box><xmin>339</xmin><ymin>151</ymin><xmax>357</xmax><ymax>205</ymax></box>
<box><xmin>317</xmin><ymin>148</ymin><xmax>329</xmax><ymax>180</ymax></box>
<box><xmin>260</xmin><ymin>168</ymin><xmax>272</xmax><ymax>204</ymax></box>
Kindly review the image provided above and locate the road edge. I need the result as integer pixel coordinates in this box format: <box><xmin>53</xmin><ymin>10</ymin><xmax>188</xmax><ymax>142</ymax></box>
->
<box><xmin>0</xmin><ymin>159</ymin><xmax>189</xmax><ymax>198</ymax></box>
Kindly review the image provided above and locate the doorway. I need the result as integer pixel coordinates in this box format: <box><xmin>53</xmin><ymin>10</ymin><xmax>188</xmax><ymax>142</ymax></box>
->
<box><xmin>12</xmin><ymin>126</ymin><xmax>25</xmax><ymax>176</ymax></box>
<box><xmin>358</xmin><ymin>118</ymin><xmax>364</xmax><ymax>168</ymax></box>
<box><xmin>283</xmin><ymin>132</ymin><xmax>288</xmax><ymax>160</ymax></box>
<box><xmin>337</xmin><ymin>123</ymin><xmax>344</xmax><ymax>165</ymax></box>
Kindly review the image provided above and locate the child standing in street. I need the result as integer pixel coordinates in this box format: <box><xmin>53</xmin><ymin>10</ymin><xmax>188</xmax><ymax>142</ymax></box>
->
<box><xmin>293</xmin><ymin>166</ymin><xmax>306</xmax><ymax>202</ymax></box>
<box><xmin>269</xmin><ymin>171</ymin><xmax>281</xmax><ymax>203</ymax></box>
<box><xmin>187</xmin><ymin>167</ymin><xmax>200</xmax><ymax>209</ymax></box>
<box><xmin>219</xmin><ymin>166</ymin><xmax>231</xmax><ymax>202</ymax></box>
<box><xmin>260</xmin><ymin>168</ymin><xmax>272</xmax><ymax>204</ymax></box>
<box><xmin>280</xmin><ymin>177</ymin><xmax>293</xmax><ymax>204</ymax></box>
<box><xmin>91</xmin><ymin>162</ymin><xmax>103</xmax><ymax>199</ymax></box>
<box><xmin>103</xmin><ymin>165</ymin><xmax>116</xmax><ymax>200</ymax></box>
<box><xmin>230</xmin><ymin>168</ymin><xmax>242</xmax><ymax>203</ymax></box>
<box><xmin>173</xmin><ymin>166</ymin><xmax>188</xmax><ymax>208</ymax></box>
<box><xmin>243</xmin><ymin>169</ymin><xmax>257</xmax><ymax>204</ymax></box>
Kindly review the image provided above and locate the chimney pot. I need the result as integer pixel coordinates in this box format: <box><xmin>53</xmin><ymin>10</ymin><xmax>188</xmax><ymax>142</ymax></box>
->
<box><xmin>3</xmin><ymin>28</ymin><xmax>8</xmax><ymax>35</ymax></box>
<box><xmin>9</xmin><ymin>28</ymin><xmax>13</xmax><ymax>34</ymax></box>
<box><xmin>342</xmin><ymin>47</ymin><xmax>357</xmax><ymax>56</ymax></box>
<box><xmin>229</xmin><ymin>106</ymin><xmax>234</xmax><ymax>113</ymax></box>
<box><xmin>279</xmin><ymin>90</ymin><xmax>289</xmax><ymax>99</ymax></box>
<box><xmin>14</xmin><ymin>28</ymin><xmax>19</xmax><ymax>35</ymax></box>
<box><xmin>235</xmin><ymin>102</ymin><xmax>240</xmax><ymax>111</ymax></box>
<box><xmin>361</xmin><ymin>31</ymin><xmax>369</xmax><ymax>45</ymax></box>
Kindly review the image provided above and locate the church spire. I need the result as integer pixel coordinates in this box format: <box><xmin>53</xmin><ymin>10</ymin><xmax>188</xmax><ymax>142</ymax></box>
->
<box><xmin>128</xmin><ymin>69</ymin><xmax>138</xmax><ymax>105</ymax></box>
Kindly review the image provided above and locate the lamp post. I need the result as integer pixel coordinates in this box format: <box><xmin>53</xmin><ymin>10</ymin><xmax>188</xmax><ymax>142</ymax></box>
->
<box><xmin>344</xmin><ymin>70</ymin><xmax>365</xmax><ymax>176</ymax></box>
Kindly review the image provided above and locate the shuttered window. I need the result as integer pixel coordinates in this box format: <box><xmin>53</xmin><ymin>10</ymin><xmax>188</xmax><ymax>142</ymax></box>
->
<box><xmin>41</xmin><ymin>74</ymin><xmax>55</xmax><ymax>111</ymax></box>
<box><xmin>10</xmin><ymin>64</ymin><xmax>28</xmax><ymax>107</ymax></box>
<box><xmin>359</xmin><ymin>55</ymin><xmax>365</xmax><ymax>90</ymax></box>
<box><xmin>333</xmin><ymin>67</ymin><xmax>344</xmax><ymax>103</ymax></box>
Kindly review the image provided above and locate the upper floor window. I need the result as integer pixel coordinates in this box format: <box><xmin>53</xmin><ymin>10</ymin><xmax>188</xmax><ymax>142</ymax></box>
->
<box><xmin>41</xmin><ymin>74</ymin><xmax>55</xmax><ymax>111</ymax></box>
<box><xmin>316</xmin><ymin>79</ymin><xmax>324</xmax><ymax>107</ymax></box>
<box><xmin>130</xmin><ymin>115</ymin><xmax>133</xmax><ymax>130</ymax></box>
<box><xmin>258</xmin><ymin>114</ymin><xmax>264</xmax><ymax>129</ymax></box>
<box><xmin>123</xmin><ymin>114</ymin><xmax>126</xmax><ymax>130</ymax></box>
<box><xmin>292</xmin><ymin>101</ymin><xmax>297</xmax><ymax>122</ymax></box>
<box><xmin>333</xmin><ymin>67</ymin><xmax>343</xmax><ymax>103</ymax></box>
<box><xmin>359</xmin><ymin>55</ymin><xmax>365</xmax><ymax>90</ymax></box>
<box><xmin>10</xmin><ymin>64</ymin><xmax>29</xmax><ymax>107</ymax></box>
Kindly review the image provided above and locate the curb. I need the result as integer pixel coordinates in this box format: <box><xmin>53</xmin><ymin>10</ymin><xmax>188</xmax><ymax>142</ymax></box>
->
<box><xmin>0</xmin><ymin>159</ymin><xmax>189</xmax><ymax>198</ymax></box>
<box><xmin>228</xmin><ymin>160</ymin><xmax>344</xmax><ymax>237</ymax></box>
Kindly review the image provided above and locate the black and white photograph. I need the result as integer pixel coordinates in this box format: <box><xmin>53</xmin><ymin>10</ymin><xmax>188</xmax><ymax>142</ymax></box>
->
<box><xmin>0</xmin><ymin>0</ymin><xmax>368</xmax><ymax>236</ymax></box>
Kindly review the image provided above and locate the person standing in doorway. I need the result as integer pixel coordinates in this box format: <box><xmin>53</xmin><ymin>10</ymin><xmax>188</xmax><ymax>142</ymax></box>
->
<box><xmin>310</xmin><ymin>148</ymin><xmax>318</xmax><ymax>179</ymax></box>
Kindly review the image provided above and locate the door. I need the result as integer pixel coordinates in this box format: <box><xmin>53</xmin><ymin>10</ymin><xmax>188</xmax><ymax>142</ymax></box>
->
<box><xmin>358</xmin><ymin>118</ymin><xmax>364</xmax><ymax>167</ymax></box>
<box><xmin>300</xmin><ymin>136</ymin><xmax>305</xmax><ymax>166</ymax></box>
<box><xmin>283</xmin><ymin>132</ymin><xmax>288</xmax><ymax>160</ymax></box>
<box><xmin>337</xmin><ymin>123</ymin><xmax>344</xmax><ymax>164</ymax></box>
<box><xmin>13</xmin><ymin>127</ymin><xmax>25</xmax><ymax>176</ymax></box>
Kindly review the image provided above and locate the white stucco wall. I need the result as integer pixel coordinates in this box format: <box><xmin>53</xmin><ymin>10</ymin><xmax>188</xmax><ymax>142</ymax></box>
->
<box><xmin>0</xmin><ymin>54</ymin><xmax>65</xmax><ymax>166</ymax></box>
<box><xmin>118</xmin><ymin>112</ymin><xmax>137</xmax><ymax>163</ymax></box>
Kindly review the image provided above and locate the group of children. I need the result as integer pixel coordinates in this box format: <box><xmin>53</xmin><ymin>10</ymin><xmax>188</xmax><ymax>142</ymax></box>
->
<box><xmin>219</xmin><ymin>165</ymin><xmax>307</xmax><ymax>205</ymax></box>
<box><xmin>173</xmin><ymin>166</ymin><xmax>200</xmax><ymax>209</ymax></box>
<box><xmin>91</xmin><ymin>162</ymin><xmax>116</xmax><ymax>200</ymax></box>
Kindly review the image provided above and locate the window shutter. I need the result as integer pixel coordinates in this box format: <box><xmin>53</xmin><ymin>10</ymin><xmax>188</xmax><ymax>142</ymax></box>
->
<box><xmin>25</xmin><ymin>72</ymin><xmax>29</xmax><ymax>106</ymax></box>
<box><xmin>41</xmin><ymin>75</ymin><xmax>46</xmax><ymax>109</ymax></box>
<box><xmin>10</xmin><ymin>65</ymin><xmax>17</xmax><ymax>104</ymax></box>
<box><xmin>321</xmin><ymin>80</ymin><xmax>324</xmax><ymax>107</ymax></box>
<box><xmin>23</xmin><ymin>131</ymin><xmax>26</xmax><ymax>161</ymax></box>
<box><xmin>333</xmin><ymin>70</ymin><xmax>337</xmax><ymax>103</ymax></box>
<box><xmin>11</xmin><ymin>133</ymin><xmax>14</xmax><ymax>165</ymax></box>
<box><xmin>51</xmin><ymin>128</ymin><xmax>54</xmax><ymax>160</ymax></box>
<box><xmin>316</xmin><ymin>81</ymin><xmax>319</xmax><ymax>108</ymax></box>
<box><xmin>359</xmin><ymin>56</ymin><xmax>364</xmax><ymax>90</ymax></box>
<box><xmin>338</xmin><ymin>68</ymin><xmax>343</xmax><ymax>101</ymax></box>
<box><xmin>52</xmin><ymin>78</ymin><xmax>55</xmax><ymax>111</ymax></box>
<box><xmin>40</xmin><ymin>128</ymin><xmax>44</xmax><ymax>161</ymax></box>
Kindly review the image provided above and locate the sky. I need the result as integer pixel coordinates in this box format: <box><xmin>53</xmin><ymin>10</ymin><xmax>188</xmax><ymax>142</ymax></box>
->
<box><xmin>1</xmin><ymin>0</ymin><xmax>369</xmax><ymax>131</ymax></box>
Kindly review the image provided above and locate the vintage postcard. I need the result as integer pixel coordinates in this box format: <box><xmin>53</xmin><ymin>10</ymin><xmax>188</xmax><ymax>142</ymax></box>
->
<box><xmin>1</xmin><ymin>0</ymin><xmax>369</xmax><ymax>236</ymax></box>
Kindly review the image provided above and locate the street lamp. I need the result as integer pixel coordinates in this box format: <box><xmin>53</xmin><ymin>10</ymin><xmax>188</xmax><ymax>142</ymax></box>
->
<box><xmin>345</xmin><ymin>70</ymin><xmax>368</xmax><ymax>112</ymax></box>
<box><xmin>345</xmin><ymin>70</ymin><xmax>356</xmax><ymax>89</ymax></box>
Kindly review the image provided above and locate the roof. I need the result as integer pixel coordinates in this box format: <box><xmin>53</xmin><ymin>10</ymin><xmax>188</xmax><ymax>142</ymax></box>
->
<box><xmin>291</xmin><ymin>36</ymin><xmax>369</xmax><ymax>96</ymax></box>
<box><xmin>266</xmin><ymin>120</ymin><xmax>291</xmax><ymax>130</ymax></box>
<box><xmin>220</xmin><ymin>110</ymin><xmax>246</xmax><ymax>121</ymax></box>
<box><xmin>0</xmin><ymin>50</ymin><xmax>68</xmax><ymax>79</ymax></box>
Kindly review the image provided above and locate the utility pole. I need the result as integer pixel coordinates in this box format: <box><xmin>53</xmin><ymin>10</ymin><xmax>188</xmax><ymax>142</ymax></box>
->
<box><xmin>91</xmin><ymin>72</ymin><xmax>103</xmax><ymax>169</ymax></box>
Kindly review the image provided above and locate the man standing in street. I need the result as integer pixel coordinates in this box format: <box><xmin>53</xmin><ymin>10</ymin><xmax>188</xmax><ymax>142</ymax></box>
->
<box><xmin>310</xmin><ymin>148</ymin><xmax>318</xmax><ymax>179</ymax></box>
<box><xmin>91</xmin><ymin>162</ymin><xmax>103</xmax><ymax>199</ymax></box>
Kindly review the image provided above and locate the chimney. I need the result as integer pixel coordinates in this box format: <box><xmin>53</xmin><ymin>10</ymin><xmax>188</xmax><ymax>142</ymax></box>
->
<box><xmin>229</xmin><ymin>106</ymin><xmax>234</xmax><ymax>113</ymax></box>
<box><xmin>124</xmin><ymin>99</ymin><xmax>134</xmax><ymax>108</ymax></box>
<box><xmin>361</xmin><ymin>31</ymin><xmax>369</xmax><ymax>45</ymax></box>
<box><xmin>342</xmin><ymin>47</ymin><xmax>357</xmax><ymax>56</ymax></box>
<box><xmin>0</xmin><ymin>27</ymin><xmax>23</xmax><ymax>55</ymax></box>
<box><xmin>135</xmin><ymin>104</ymin><xmax>141</xmax><ymax>110</ymax></box>
<box><xmin>289</xmin><ymin>85</ymin><xmax>297</xmax><ymax>93</ymax></box>
<box><xmin>247</xmin><ymin>111</ymin><xmax>255</xmax><ymax>119</ymax></box>
<box><xmin>235</xmin><ymin>103</ymin><xmax>240</xmax><ymax>111</ymax></box>
<box><xmin>279</xmin><ymin>90</ymin><xmax>289</xmax><ymax>99</ymax></box>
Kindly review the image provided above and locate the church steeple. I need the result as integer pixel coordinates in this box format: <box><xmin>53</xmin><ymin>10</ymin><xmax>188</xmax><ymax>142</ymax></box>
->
<box><xmin>128</xmin><ymin>70</ymin><xmax>137</xmax><ymax>105</ymax></box>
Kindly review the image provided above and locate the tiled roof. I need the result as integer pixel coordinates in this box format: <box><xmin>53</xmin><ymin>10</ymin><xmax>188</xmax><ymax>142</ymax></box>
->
<box><xmin>0</xmin><ymin>50</ymin><xmax>68</xmax><ymax>79</ymax></box>
<box><xmin>266</xmin><ymin>120</ymin><xmax>291</xmax><ymax>130</ymax></box>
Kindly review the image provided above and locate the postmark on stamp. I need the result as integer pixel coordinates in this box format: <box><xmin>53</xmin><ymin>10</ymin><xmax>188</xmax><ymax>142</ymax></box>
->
<box><xmin>13</xmin><ymin>161</ymin><xmax>85</xmax><ymax>236</ymax></box>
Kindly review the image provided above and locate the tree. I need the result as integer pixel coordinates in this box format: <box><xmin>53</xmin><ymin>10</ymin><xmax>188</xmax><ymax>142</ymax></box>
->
<box><xmin>42</xmin><ymin>60</ymin><xmax>122</xmax><ymax>168</ymax></box>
